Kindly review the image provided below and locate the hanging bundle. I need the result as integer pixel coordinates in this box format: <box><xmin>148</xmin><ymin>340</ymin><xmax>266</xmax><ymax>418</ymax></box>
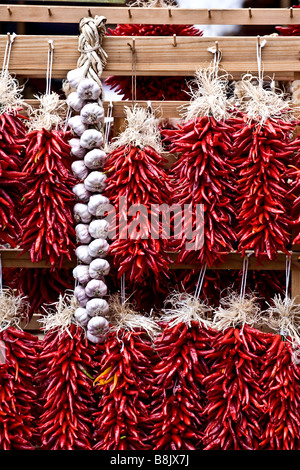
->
<box><xmin>0</xmin><ymin>34</ymin><xmax>29</xmax><ymax>248</ymax></box>
<box><xmin>149</xmin><ymin>287</ymin><xmax>217</xmax><ymax>450</ymax></box>
<box><xmin>37</xmin><ymin>293</ymin><xmax>99</xmax><ymax>450</ymax></box>
<box><xmin>105</xmin><ymin>0</ymin><xmax>202</xmax><ymax>101</ymax></box>
<box><xmin>104</xmin><ymin>104</ymin><xmax>172</xmax><ymax>306</ymax></box>
<box><xmin>259</xmin><ymin>256</ymin><xmax>300</xmax><ymax>450</ymax></box>
<box><xmin>162</xmin><ymin>65</ymin><xmax>237</xmax><ymax>285</ymax></box>
<box><xmin>19</xmin><ymin>43</ymin><xmax>77</xmax><ymax>268</ymax></box>
<box><xmin>0</xmin><ymin>279</ymin><xmax>38</xmax><ymax>450</ymax></box>
<box><xmin>64</xmin><ymin>16</ymin><xmax>111</xmax><ymax>343</ymax></box>
<box><xmin>92</xmin><ymin>294</ymin><xmax>159</xmax><ymax>450</ymax></box>
<box><xmin>232</xmin><ymin>71</ymin><xmax>296</xmax><ymax>260</ymax></box>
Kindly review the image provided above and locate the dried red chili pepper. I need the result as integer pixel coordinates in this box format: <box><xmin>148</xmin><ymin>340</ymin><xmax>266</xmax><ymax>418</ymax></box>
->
<box><xmin>105</xmin><ymin>23</ymin><xmax>202</xmax><ymax>101</ymax></box>
<box><xmin>233</xmin><ymin>117</ymin><xmax>295</xmax><ymax>260</ymax></box>
<box><xmin>149</xmin><ymin>320</ymin><xmax>217</xmax><ymax>450</ymax></box>
<box><xmin>0</xmin><ymin>327</ymin><xmax>38</xmax><ymax>450</ymax></box>
<box><xmin>104</xmin><ymin>143</ymin><xmax>172</xmax><ymax>302</ymax></box>
<box><xmin>92</xmin><ymin>329</ymin><xmax>154</xmax><ymax>450</ymax></box>
<box><xmin>19</xmin><ymin>128</ymin><xmax>77</xmax><ymax>268</ymax></box>
<box><xmin>37</xmin><ymin>323</ymin><xmax>99</xmax><ymax>450</ymax></box>
<box><xmin>0</xmin><ymin>110</ymin><xmax>28</xmax><ymax>247</ymax></box>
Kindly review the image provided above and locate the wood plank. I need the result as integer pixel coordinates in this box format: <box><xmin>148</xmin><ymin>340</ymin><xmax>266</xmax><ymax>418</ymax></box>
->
<box><xmin>2</xmin><ymin>35</ymin><xmax>300</xmax><ymax>80</ymax></box>
<box><xmin>1</xmin><ymin>5</ymin><xmax>300</xmax><ymax>26</ymax></box>
<box><xmin>0</xmin><ymin>249</ymin><xmax>75</xmax><ymax>268</ymax></box>
<box><xmin>292</xmin><ymin>268</ymin><xmax>300</xmax><ymax>301</ymax></box>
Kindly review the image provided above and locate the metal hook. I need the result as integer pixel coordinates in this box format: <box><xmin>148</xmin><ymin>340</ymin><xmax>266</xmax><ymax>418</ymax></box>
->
<box><xmin>168</xmin><ymin>8</ymin><xmax>172</xmax><ymax>17</ymax></box>
<box><xmin>208</xmin><ymin>9</ymin><xmax>212</xmax><ymax>19</ymax></box>
<box><xmin>248</xmin><ymin>7</ymin><xmax>252</xmax><ymax>18</ymax></box>
<box><xmin>48</xmin><ymin>39</ymin><xmax>54</xmax><ymax>52</ymax></box>
<box><xmin>128</xmin><ymin>8</ymin><xmax>132</xmax><ymax>18</ymax></box>
<box><xmin>215</xmin><ymin>40</ymin><xmax>219</xmax><ymax>54</ymax></box>
<box><xmin>48</xmin><ymin>7</ymin><xmax>52</xmax><ymax>16</ymax></box>
<box><xmin>7</xmin><ymin>6</ymin><xmax>12</xmax><ymax>15</ymax></box>
<box><xmin>173</xmin><ymin>34</ymin><xmax>177</xmax><ymax>47</ymax></box>
<box><xmin>290</xmin><ymin>6</ymin><xmax>293</xmax><ymax>18</ymax></box>
<box><xmin>257</xmin><ymin>35</ymin><xmax>261</xmax><ymax>47</ymax></box>
<box><xmin>88</xmin><ymin>8</ymin><xmax>92</xmax><ymax>17</ymax></box>
<box><xmin>128</xmin><ymin>37</ymin><xmax>136</xmax><ymax>54</ymax></box>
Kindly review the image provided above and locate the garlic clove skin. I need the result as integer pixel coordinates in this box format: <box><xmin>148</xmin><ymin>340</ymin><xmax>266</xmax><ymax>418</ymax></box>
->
<box><xmin>84</xmin><ymin>149</ymin><xmax>107</xmax><ymax>170</ymax></box>
<box><xmin>80</xmin><ymin>129</ymin><xmax>104</xmax><ymax>150</ymax></box>
<box><xmin>74</xmin><ymin>307</ymin><xmax>90</xmax><ymax>327</ymax></box>
<box><xmin>66</xmin><ymin>91</ymin><xmax>85</xmax><ymax>112</ymax></box>
<box><xmin>88</xmin><ymin>219</ymin><xmax>110</xmax><ymax>239</ymax></box>
<box><xmin>71</xmin><ymin>160</ymin><xmax>89</xmax><ymax>180</ymax></box>
<box><xmin>80</xmin><ymin>102</ymin><xmax>105</xmax><ymax>125</ymax></box>
<box><xmin>68</xmin><ymin>115</ymin><xmax>87</xmax><ymax>137</ymax></box>
<box><xmin>84</xmin><ymin>171</ymin><xmax>107</xmax><ymax>193</ymax></box>
<box><xmin>77</xmin><ymin>78</ymin><xmax>101</xmax><ymax>101</ymax></box>
<box><xmin>73</xmin><ymin>265</ymin><xmax>91</xmax><ymax>285</ymax></box>
<box><xmin>74</xmin><ymin>203</ymin><xmax>92</xmax><ymax>224</ymax></box>
<box><xmin>86</xmin><ymin>330</ymin><xmax>106</xmax><ymax>344</ymax></box>
<box><xmin>87</xmin><ymin>194</ymin><xmax>110</xmax><ymax>217</ymax></box>
<box><xmin>67</xmin><ymin>65</ymin><xmax>89</xmax><ymax>89</ymax></box>
<box><xmin>89</xmin><ymin>258</ymin><xmax>110</xmax><ymax>279</ymax></box>
<box><xmin>75</xmin><ymin>245</ymin><xmax>94</xmax><ymax>264</ymax></box>
<box><xmin>86</xmin><ymin>298</ymin><xmax>110</xmax><ymax>317</ymax></box>
<box><xmin>88</xmin><ymin>238</ymin><xmax>110</xmax><ymax>258</ymax></box>
<box><xmin>74</xmin><ymin>284</ymin><xmax>90</xmax><ymax>307</ymax></box>
<box><xmin>69</xmin><ymin>138</ymin><xmax>86</xmax><ymax>159</ymax></box>
<box><xmin>75</xmin><ymin>223</ymin><xmax>92</xmax><ymax>244</ymax></box>
<box><xmin>85</xmin><ymin>279</ymin><xmax>108</xmax><ymax>298</ymax></box>
<box><xmin>87</xmin><ymin>316</ymin><xmax>109</xmax><ymax>336</ymax></box>
<box><xmin>72</xmin><ymin>183</ymin><xmax>91</xmax><ymax>203</ymax></box>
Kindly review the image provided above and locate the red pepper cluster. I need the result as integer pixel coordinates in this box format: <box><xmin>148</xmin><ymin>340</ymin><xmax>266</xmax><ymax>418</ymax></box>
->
<box><xmin>92</xmin><ymin>329</ymin><xmax>154</xmax><ymax>450</ymax></box>
<box><xmin>0</xmin><ymin>111</ymin><xmax>27</xmax><ymax>247</ymax></box>
<box><xmin>104</xmin><ymin>144</ymin><xmax>172</xmax><ymax>302</ymax></box>
<box><xmin>0</xmin><ymin>327</ymin><xmax>38</xmax><ymax>450</ymax></box>
<box><xmin>162</xmin><ymin>116</ymin><xmax>237</xmax><ymax>270</ymax></box>
<box><xmin>19</xmin><ymin>128</ymin><xmax>77</xmax><ymax>268</ymax></box>
<box><xmin>36</xmin><ymin>324</ymin><xmax>98</xmax><ymax>450</ymax></box>
<box><xmin>105</xmin><ymin>23</ymin><xmax>202</xmax><ymax>101</ymax></box>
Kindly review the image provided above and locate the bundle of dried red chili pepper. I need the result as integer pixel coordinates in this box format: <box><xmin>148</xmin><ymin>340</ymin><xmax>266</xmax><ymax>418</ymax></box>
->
<box><xmin>19</xmin><ymin>126</ymin><xmax>77</xmax><ymax>267</ymax></box>
<box><xmin>0</xmin><ymin>110</ymin><xmax>27</xmax><ymax>247</ymax></box>
<box><xmin>37</xmin><ymin>319</ymin><xmax>99</xmax><ymax>450</ymax></box>
<box><xmin>92</xmin><ymin>299</ymin><xmax>158</xmax><ymax>450</ymax></box>
<box><xmin>3</xmin><ymin>267</ymin><xmax>74</xmax><ymax>321</ymax></box>
<box><xmin>105</xmin><ymin>22</ymin><xmax>202</xmax><ymax>101</ymax></box>
<box><xmin>104</xmin><ymin>106</ymin><xmax>172</xmax><ymax>300</ymax></box>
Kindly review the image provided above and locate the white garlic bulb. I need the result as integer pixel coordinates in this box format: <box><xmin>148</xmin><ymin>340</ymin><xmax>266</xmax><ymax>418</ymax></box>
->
<box><xmin>86</xmin><ymin>298</ymin><xmax>109</xmax><ymax>317</ymax></box>
<box><xmin>74</xmin><ymin>285</ymin><xmax>89</xmax><ymax>307</ymax></box>
<box><xmin>84</xmin><ymin>171</ymin><xmax>107</xmax><ymax>193</ymax></box>
<box><xmin>71</xmin><ymin>160</ymin><xmax>89</xmax><ymax>180</ymax></box>
<box><xmin>80</xmin><ymin>129</ymin><xmax>104</xmax><ymax>150</ymax></box>
<box><xmin>77</xmin><ymin>78</ymin><xmax>101</xmax><ymax>101</ymax></box>
<box><xmin>88</xmin><ymin>219</ymin><xmax>110</xmax><ymax>239</ymax></box>
<box><xmin>74</xmin><ymin>307</ymin><xmax>90</xmax><ymax>327</ymax></box>
<box><xmin>89</xmin><ymin>258</ymin><xmax>110</xmax><ymax>279</ymax></box>
<box><xmin>66</xmin><ymin>91</ymin><xmax>85</xmax><ymax>112</ymax></box>
<box><xmin>85</xmin><ymin>279</ymin><xmax>107</xmax><ymax>298</ymax></box>
<box><xmin>72</xmin><ymin>183</ymin><xmax>91</xmax><ymax>203</ymax></box>
<box><xmin>84</xmin><ymin>149</ymin><xmax>107</xmax><ymax>170</ymax></box>
<box><xmin>75</xmin><ymin>223</ymin><xmax>92</xmax><ymax>244</ymax></box>
<box><xmin>88</xmin><ymin>238</ymin><xmax>110</xmax><ymax>258</ymax></box>
<box><xmin>74</xmin><ymin>203</ymin><xmax>92</xmax><ymax>224</ymax></box>
<box><xmin>80</xmin><ymin>102</ymin><xmax>105</xmax><ymax>125</ymax></box>
<box><xmin>69</xmin><ymin>138</ymin><xmax>86</xmax><ymax>159</ymax></box>
<box><xmin>87</xmin><ymin>316</ymin><xmax>109</xmax><ymax>336</ymax></box>
<box><xmin>75</xmin><ymin>245</ymin><xmax>94</xmax><ymax>264</ymax></box>
<box><xmin>72</xmin><ymin>265</ymin><xmax>91</xmax><ymax>285</ymax></box>
<box><xmin>87</xmin><ymin>194</ymin><xmax>110</xmax><ymax>217</ymax></box>
<box><xmin>68</xmin><ymin>115</ymin><xmax>87</xmax><ymax>137</ymax></box>
<box><xmin>86</xmin><ymin>330</ymin><xmax>106</xmax><ymax>344</ymax></box>
<box><xmin>66</xmin><ymin>64</ymin><xmax>88</xmax><ymax>89</ymax></box>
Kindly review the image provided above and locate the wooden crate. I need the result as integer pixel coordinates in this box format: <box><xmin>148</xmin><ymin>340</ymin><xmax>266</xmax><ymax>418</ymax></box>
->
<box><xmin>1</xmin><ymin>4</ymin><xmax>300</xmax><ymax>334</ymax></box>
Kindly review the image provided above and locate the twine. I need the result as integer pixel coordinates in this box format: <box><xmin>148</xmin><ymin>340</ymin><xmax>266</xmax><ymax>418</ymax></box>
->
<box><xmin>194</xmin><ymin>263</ymin><xmax>207</xmax><ymax>300</ymax></box>
<box><xmin>1</xmin><ymin>33</ymin><xmax>16</xmax><ymax>78</ymax></box>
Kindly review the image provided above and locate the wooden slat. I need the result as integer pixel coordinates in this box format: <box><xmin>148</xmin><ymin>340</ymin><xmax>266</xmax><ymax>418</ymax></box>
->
<box><xmin>1</xmin><ymin>5</ymin><xmax>300</xmax><ymax>26</ymax></box>
<box><xmin>2</xmin><ymin>35</ymin><xmax>300</xmax><ymax>80</ymax></box>
<box><xmin>0</xmin><ymin>249</ymin><xmax>75</xmax><ymax>268</ymax></box>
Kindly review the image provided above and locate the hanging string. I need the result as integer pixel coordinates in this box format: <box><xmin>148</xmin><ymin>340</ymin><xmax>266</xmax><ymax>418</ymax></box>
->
<box><xmin>239</xmin><ymin>252</ymin><xmax>253</xmax><ymax>301</ymax></box>
<box><xmin>207</xmin><ymin>43</ymin><xmax>222</xmax><ymax>79</ymax></box>
<box><xmin>1</xmin><ymin>32</ymin><xmax>16</xmax><ymax>77</ymax></box>
<box><xmin>194</xmin><ymin>263</ymin><xmax>207</xmax><ymax>300</ymax></box>
<box><xmin>120</xmin><ymin>274</ymin><xmax>126</xmax><ymax>305</ymax></box>
<box><xmin>256</xmin><ymin>37</ymin><xmax>266</xmax><ymax>88</ymax></box>
<box><xmin>130</xmin><ymin>40</ymin><xmax>137</xmax><ymax>106</ymax></box>
<box><xmin>104</xmin><ymin>101</ymin><xmax>113</xmax><ymax>146</ymax></box>
<box><xmin>46</xmin><ymin>40</ymin><xmax>54</xmax><ymax>96</ymax></box>
<box><xmin>285</xmin><ymin>253</ymin><xmax>292</xmax><ymax>304</ymax></box>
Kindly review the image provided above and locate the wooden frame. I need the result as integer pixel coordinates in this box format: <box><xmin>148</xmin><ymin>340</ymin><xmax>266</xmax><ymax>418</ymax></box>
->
<box><xmin>0</xmin><ymin>5</ymin><xmax>300</xmax><ymax>318</ymax></box>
